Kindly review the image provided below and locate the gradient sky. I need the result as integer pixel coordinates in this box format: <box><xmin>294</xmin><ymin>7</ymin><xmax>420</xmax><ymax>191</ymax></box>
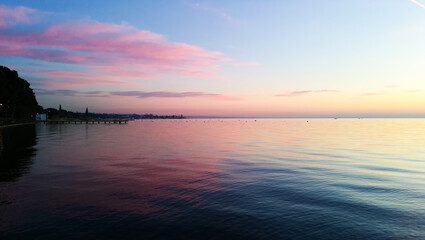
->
<box><xmin>1</xmin><ymin>0</ymin><xmax>425</xmax><ymax>117</ymax></box>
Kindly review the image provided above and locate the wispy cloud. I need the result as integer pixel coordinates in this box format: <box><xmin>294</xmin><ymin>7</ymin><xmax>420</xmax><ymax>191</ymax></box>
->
<box><xmin>315</xmin><ymin>90</ymin><xmax>340</xmax><ymax>93</ymax></box>
<box><xmin>110</xmin><ymin>91</ymin><xmax>240</xmax><ymax>100</ymax></box>
<box><xmin>36</xmin><ymin>89</ymin><xmax>241</xmax><ymax>100</ymax></box>
<box><xmin>411</xmin><ymin>0</ymin><xmax>425</xmax><ymax>10</ymax></box>
<box><xmin>361</xmin><ymin>85</ymin><xmax>411</xmax><ymax>96</ymax></box>
<box><xmin>362</xmin><ymin>91</ymin><xmax>386</xmax><ymax>96</ymax></box>
<box><xmin>182</xmin><ymin>0</ymin><xmax>236</xmax><ymax>23</ymax></box>
<box><xmin>232</xmin><ymin>62</ymin><xmax>260</xmax><ymax>67</ymax></box>
<box><xmin>0</xmin><ymin>5</ymin><xmax>39</xmax><ymax>28</ymax></box>
<box><xmin>408</xmin><ymin>89</ymin><xmax>421</xmax><ymax>92</ymax></box>
<box><xmin>35</xmin><ymin>89</ymin><xmax>109</xmax><ymax>97</ymax></box>
<box><xmin>384</xmin><ymin>85</ymin><xmax>399</xmax><ymax>89</ymax></box>
<box><xmin>33</xmin><ymin>69</ymin><xmax>147</xmax><ymax>88</ymax></box>
<box><xmin>276</xmin><ymin>90</ymin><xmax>312</xmax><ymax>97</ymax></box>
<box><xmin>276</xmin><ymin>90</ymin><xmax>339</xmax><ymax>97</ymax></box>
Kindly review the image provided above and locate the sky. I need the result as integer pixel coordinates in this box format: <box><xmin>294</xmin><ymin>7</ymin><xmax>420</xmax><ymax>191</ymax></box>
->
<box><xmin>1</xmin><ymin>0</ymin><xmax>425</xmax><ymax>117</ymax></box>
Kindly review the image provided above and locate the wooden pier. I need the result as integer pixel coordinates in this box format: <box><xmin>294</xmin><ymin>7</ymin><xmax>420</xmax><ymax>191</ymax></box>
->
<box><xmin>40</xmin><ymin>119</ymin><xmax>129</xmax><ymax>124</ymax></box>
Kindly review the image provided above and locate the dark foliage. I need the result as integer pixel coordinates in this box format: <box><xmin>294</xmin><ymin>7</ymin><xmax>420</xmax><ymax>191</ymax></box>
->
<box><xmin>0</xmin><ymin>66</ymin><xmax>40</xmax><ymax>120</ymax></box>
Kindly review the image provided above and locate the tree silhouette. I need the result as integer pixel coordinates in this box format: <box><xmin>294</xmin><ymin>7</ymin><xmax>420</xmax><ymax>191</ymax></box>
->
<box><xmin>0</xmin><ymin>66</ymin><xmax>39</xmax><ymax>120</ymax></box>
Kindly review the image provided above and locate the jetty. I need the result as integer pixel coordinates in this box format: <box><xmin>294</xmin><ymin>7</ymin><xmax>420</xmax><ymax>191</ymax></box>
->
<box><xmin>40</xmin><ymin>119</ymin><xmax>130</xmax><ymax>124</ymax></box>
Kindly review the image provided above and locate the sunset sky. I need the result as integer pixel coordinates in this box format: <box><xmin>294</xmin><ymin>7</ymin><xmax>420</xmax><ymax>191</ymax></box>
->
<box><xmin>1</xmin><ymin>0</ymin><xmax>425</xmax><ymax>117</ymax></box>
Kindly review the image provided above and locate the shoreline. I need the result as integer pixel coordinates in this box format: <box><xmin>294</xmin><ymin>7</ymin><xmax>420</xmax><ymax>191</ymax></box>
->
<box><xmin>0</xmin><ymin>122</ymin><xmax>36</xmax><ymax>129</ymax></box>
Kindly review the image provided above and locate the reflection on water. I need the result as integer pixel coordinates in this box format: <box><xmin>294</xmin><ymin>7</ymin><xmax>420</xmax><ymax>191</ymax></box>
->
<box><xmin>0</xmin><ymin>124</ymin><xmax>37</xmax><ymax>182</ymax></box>
<box><xmin>0</xmin><ymin>119</ymin><xmax>425</xmax><ymax>239</ymax></box>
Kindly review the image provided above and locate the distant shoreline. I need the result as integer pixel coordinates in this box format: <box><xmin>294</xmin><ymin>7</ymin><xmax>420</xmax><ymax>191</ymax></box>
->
<box><xmin>186</xmin><ymin>116</ymin><xmax>425</xmax><ymax>119</ymax></box>
<box><xmin>0</xmin><ymin>118</ymin><xmax>423</xmax><ymax>129</ymax></box>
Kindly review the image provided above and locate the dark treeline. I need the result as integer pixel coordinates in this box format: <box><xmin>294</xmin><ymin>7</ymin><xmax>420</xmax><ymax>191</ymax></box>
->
<box><xmin>47</xmin><ymin>107</ymin><xmax>185</xmax><ymax>120</ymax></box>
<box><xmin>0</xmin><ymin>66</ymin><xmax>42</xmax><ymax>122</ymax></box>
<box><xmin>1</xmin><ymin>65</ymin><xmax>185</xmax><ymax>123</ymax></box>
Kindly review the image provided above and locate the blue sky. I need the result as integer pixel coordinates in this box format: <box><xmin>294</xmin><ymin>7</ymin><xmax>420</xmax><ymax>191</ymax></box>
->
<box><xmin>1</xmin><ymin>0</ymin><xmax>425</xmax><ymax>116</ymax></box>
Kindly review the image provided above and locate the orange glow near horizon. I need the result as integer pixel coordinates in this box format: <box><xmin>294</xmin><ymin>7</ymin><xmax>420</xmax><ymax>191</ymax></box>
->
<box><xmin>46</xmin><ymin>88</ymin><xmax>424</xmax><ymax>117</ymax></box>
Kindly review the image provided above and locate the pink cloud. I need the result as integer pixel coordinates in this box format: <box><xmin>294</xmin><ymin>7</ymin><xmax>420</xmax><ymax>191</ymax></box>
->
<box><xmin>34</xmin><ymin>70</ymin><xmax>137</xmax><ymax>88</ymax></box>
<box><xmin>315</xmin><ymin>90</ymin><xmax>340</xmax><ymax>93</ymax></box>
<box><xmin>44</xmin><ymin>80</ymin><xmax>129</xmax><ymax>89</ymax></box>
<box><xmin>18</xmin><ymin>22</ymin><xmax>226</xmax><ymax>67</ymax></box>
<box><xmin>0</xmin><ymin>5</ymin><xmax>38</xmax><ymax>27</ymax></box>
<box><xmin>36</xmin><ymin>89</ymin><xmax>241</xmax><ymax>101</ymax></box>
<box><xmin>110</xmin><ymin>91</ymin><xmax>241</xmax><ymax>100</ymax></box>
<box><xmin>93</xmin><ymin>67</ymin><xmax>157</xmax><ymax>78</ymax></box>
<box><xmin>0</xmin><ymin>18</ymin><xmax>230</xmax><ymax>87</ymax></box>
<box><xmin>276</xmin><ymin>90</ymin><xmax>312</xmax><ymax>97</ymax></box>
<box><xmin>165</xmin><ymin>68</ymin><xmax>220</xmax><ymax>78</ymax></box>
<box><xmin>39</xmin><ymin>69</ymin><xmax>155</xmax><ymax>79</ymax></box>
<box><xmin>232</xmin><ymin>62</ymin><xmax>260</xmax><ymax>66</ymax></box>
<box><xmin>276</xmin><ymin>90</ymin><xmax>339</xmax><ymax>97</ymax></box>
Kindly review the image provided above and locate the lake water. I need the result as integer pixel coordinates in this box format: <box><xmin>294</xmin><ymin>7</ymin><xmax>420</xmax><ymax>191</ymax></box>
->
<box><xmin>0</xmin><ymin>119</ymin><xmax>424</xmax><ymax>239</ymax></box>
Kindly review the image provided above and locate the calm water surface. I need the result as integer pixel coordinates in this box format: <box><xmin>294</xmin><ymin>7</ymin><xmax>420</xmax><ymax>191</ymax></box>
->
<box><xmin>1</xmin><ymin>119</ymin><xmax>424</xmax><ymax>239</ymax></box>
